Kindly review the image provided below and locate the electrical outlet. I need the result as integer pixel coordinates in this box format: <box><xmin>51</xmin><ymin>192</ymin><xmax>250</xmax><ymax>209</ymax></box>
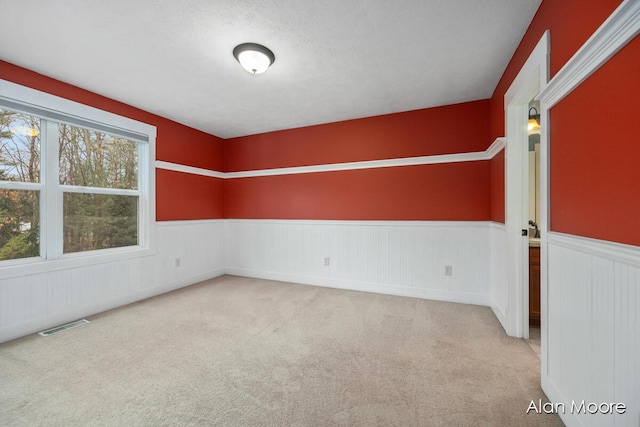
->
<box><xmin>175</xmin><ymin>257</ymin><xmax>181</xmax><ymax>268</ymax></box>
<box><xmin>324</xmin><ymin>257</ymin><xmax>330</xmax><ymax>266</ymax></box>
<box><xmin>444</xmin><ymin>265</ymin><xmax>453</xmax><ymax>276</ymax></box>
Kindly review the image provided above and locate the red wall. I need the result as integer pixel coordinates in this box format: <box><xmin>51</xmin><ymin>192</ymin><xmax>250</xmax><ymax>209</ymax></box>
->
<box><xmin>7</xmin><ymin>0</ymin><xmax>631</xmax><ymax>233</ymax></box>
<box><xmin>550</xmin><ymin>35</ymin><xmax>640</xmax><ymax>246</ymax></box>
<box><xmin>2</xmin><ymin>60</ymin><xmax>493</xmax><ymax>223</ymax></box>
<box><xmin>157</xmin><ymin>170</ymin><xmax>224</xmax><ymax>221</ymax></box>
<box><xmin>0</xmin><ymin>61</ymin><xmax>224</xmax><ymax>221</ymax></box>
<box><xmin>225</xmin><ymin>100</ymin><xmax>489</xmax><ymax>171</ymax></box>
<box><xmin>489</xmin><ymin>0</ymin><xmax>622</xmax><ymax>142</ymax></box>
<box><xmin>487</xmin><ymin>0</ymin><xmax>623</xmax><ymax>227</ymax></box>
<box><xmin>223</xmin><ymin>101</ymin><xmax>491</xmax><ymax>220</ymax></box>
<box><xmin>225</xmin><ymin>162</ymin><xmax>491</xmax><ymax>220</ymax></box>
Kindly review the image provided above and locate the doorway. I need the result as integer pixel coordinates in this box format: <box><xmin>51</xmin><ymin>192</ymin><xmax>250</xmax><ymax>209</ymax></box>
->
<box><xmin>503</xmin><ymin>30</ymin><xmax>548</xmax><ymax>341</ymax></box>
<box><xmin>526</xmin><ymin>99</ymin><xmax>541</xmax><ymax>357</ymax></box>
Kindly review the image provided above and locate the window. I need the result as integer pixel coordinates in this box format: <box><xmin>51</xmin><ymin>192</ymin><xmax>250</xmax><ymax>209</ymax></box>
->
<box><xmin>58</xmin><ymin>124</ymin><xmax>139</xmax><ymax>254</ymax></box>
<box><xmin>0</xmin><ymin>109</ymin><xmax>41</xmax><ymax>260</ymax></box>
<box><xmin>0</xmin><ymin>79</ymin><xmax>155</xmax><ymax>274</ymax></box>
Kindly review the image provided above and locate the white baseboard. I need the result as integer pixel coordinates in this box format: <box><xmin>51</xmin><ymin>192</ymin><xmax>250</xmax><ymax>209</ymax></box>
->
<box><xmin>163</xmin><ymin>268</ymin><xmax>226</xmax><ymax>292</ymax></box>
<box><xmin>224</xmin><ymin>219</ymin><xmax>491</xmax><ymax>310</ymax></box>
<box><xmin>225</xmin><ymin>267</ymin><xmax>490</xmax><ymax>306</ymax></box>
<box><xmin>491</xmin><ymin>305</ymin><xmax>507</xmax><ymax>329</ymax></box>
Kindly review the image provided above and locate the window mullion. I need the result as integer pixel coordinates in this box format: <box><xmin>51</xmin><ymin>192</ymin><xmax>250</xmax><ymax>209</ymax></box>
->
<box><xmin>59</xmin><ymin>185</ymin><xmax>139</xmax><ymax>196</ymax></box>
<box><xmin>138</xmin><ymin>142</ymin><xmax>147</xmax><ymax>247</ymax></box>
<box><xmin>42</xmin><ymin>120</ymin><xmax>61</xmax><ymax>259</ymax></box>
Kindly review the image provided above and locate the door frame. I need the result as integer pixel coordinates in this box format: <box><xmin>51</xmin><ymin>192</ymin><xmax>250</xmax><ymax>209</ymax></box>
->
<box><xmin>503</xmin><ymin>31</ymin><xmax>549</xmax><ymax>340</ymax></box>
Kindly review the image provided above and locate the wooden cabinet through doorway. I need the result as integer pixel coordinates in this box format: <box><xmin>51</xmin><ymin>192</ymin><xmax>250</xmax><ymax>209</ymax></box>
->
<box><xmin>529</xmin><ymin>246</ymin><xmax>541</xmax><ymax>328</ymax></box>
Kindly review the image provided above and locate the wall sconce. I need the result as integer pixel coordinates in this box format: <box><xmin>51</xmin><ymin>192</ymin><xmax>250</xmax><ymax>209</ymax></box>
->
<box><xmin>233</xmin><ymin>43</ymin><xmax>275</xmax><ymax>75</ymax></box>
<box><xmin>528</xmin><ymin>106</ymin><xmax>541</xmax><ymax>135</ymax></box>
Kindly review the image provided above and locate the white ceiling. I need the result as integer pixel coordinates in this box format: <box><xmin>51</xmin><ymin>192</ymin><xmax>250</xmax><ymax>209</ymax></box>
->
<box><xmin>0</xmin><ymin>0</ymin><xmax>541</xmax><ymax>138</ymax></box>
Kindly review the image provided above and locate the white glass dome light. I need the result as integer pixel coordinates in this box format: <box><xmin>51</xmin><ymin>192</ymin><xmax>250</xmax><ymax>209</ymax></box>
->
<box><xmin>233</xmin><ymin>43</ymin><xmax>275</xmax><ymax>75</ymax></box>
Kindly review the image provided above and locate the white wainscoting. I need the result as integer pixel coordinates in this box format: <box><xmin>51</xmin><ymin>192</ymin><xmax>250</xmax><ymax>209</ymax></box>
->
<box><xmin>225</xmin><ymin>219</ymin><xmax>491</xmax><ymax>306</ymax></box>
<box><xmin>0</xmin><ymin>220</ymin><xmax>225</xmax><ymax>343</ymax></box>
<box><xmin>544</xmin><ymin>232</ymin><xmax>639</xmax><ymax>427</ymax></box>
<box><xmin>489</xmin><ymin>222</ymin><xmax>508</xmax><ymax>330</ymax></box>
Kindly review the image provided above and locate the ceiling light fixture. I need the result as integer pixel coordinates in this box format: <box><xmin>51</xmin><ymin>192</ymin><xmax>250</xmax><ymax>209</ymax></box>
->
<box><xmin>528</xmin><ymin>106</ymin><xmax>541</xmax><ymax>135</ymax></box>
<box><xmin>233</xmin><ymin>43</ymin><xmax>275</xmax><ymax>75</ymax></box>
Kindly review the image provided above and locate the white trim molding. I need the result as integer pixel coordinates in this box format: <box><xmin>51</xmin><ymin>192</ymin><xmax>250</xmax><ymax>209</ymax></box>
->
<box><xmin>155</xmin><ymin>161</ymin><xmax>225</xmax><ymax>179</ymax></box>
<box><xmin>157</xmin><ymin>219</ymin><xmax>226</xmax><ymax>227</ymax></box>
<box><xmin>223</xmin><ymin>151</ymin><xmax>488</xmax><ymax>178</ymax></box>
<box><xmin>505</xmin><ymin>30</ymin><xmax>550</xmax><ymax>108</ymax></box>
<box><xmin>225</xmin><ymin>267</ymin><xmax>490</xmax><ymax>306</ymax></box>
<box><xmin>223</xmin><ymin>218</ymin><xmax>490</xmax><ymax>228</ymax></box>
<box><xmin>156</xmin><ymin>141</ymin><xmax>507</xmax><ymax>180</ymax></box>
<box><xmin>539</xmin><ymin>0</ymin><xmax>640</xmax><ymax>108</ymax></box>
<box><xmin>501</xmin><ymin>30</ymin><xmax>550</xmax><ymax>340</ymax></box>
<box><xmin>548</xmin><ymin>232</ymin><xmax>640</xmax><ymax>268</ymax></box>
<box><xmin>486</xmin><ymin>138</ymin><xmax>506</xmax><ymax>158</ymax></box>
<box><xmin>0</xmin><ymin>79</ymin><xmax>157</xmax><ymax>140</ymax></box>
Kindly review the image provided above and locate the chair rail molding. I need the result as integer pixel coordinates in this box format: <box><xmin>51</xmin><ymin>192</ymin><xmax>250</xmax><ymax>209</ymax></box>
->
<box><xmin>539</xmin><ymin>0</ymin><xmax>640</xmax><ymax>108</ymax></box>
<box><xmin>548</xmin><ymin>232</ymin><xmax>640</xmax><ymax>268</ymax></box>
<box><xmin>156</xmin><ymin>139</ymin><xmax>508</xmax><ymax>181</ymax></box>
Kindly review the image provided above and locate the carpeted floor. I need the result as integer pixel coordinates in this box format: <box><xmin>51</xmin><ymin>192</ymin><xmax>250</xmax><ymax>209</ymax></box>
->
<box><xmin>0</xmin><ymin>275</ymin><xmax>563</xmax><ymax>426</ymax></box>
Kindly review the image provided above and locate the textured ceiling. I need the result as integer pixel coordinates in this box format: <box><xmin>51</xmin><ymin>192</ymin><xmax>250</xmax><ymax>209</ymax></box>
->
<box><xmin>0</xmin><ymin>0</ymin><xmax>541</xmax><ymax>138</ymax></box>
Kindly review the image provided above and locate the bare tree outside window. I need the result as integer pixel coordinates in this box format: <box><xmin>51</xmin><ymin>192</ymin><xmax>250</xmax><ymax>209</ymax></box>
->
<box><xmin>0</xmin><ymin>109</ymin><xmax>41</xmax><ymax>260</ymax></box>
<box><xmin>59</xmin><ymin>124</ymin><xmax>137</xmax><ymax>189</ymax></box>
<box><xmin>0</xmin><ymin>109</ymin><xmax>141</xmax><ymax>260</ymax></box>
<box><xmin>59</xmin><ymin>125</ymin><xmax>138</xmax><ymax>254</ymax></box>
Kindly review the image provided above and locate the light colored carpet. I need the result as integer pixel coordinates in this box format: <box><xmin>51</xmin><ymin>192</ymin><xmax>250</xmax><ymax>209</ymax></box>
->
<box><xmin>527</xmin><ymin>327</ymin><xmax>542</xmax><ymax>360</ymax></box>
<box><xmin>0</xmin><ymin>275</ymin><xmax>563</xmax><ymax>426</ymax></box>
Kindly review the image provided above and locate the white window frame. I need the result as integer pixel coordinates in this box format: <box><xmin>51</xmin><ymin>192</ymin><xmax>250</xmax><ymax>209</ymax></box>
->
<box><xmin>0</xmin><ymin>79</ymin><xmax>156</xmax><ymax>279</ymax></box>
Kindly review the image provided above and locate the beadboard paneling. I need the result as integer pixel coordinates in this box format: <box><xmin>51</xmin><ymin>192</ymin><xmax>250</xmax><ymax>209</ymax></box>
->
<box><xmin>489</xmin><ymin>223</ymin><xmax>508</xmax><ymax>330</ymax></box>
<box><xmin>225</xmin><ymin>220</ymin><xmax>490</xmax><ymax>305</ymax></box>
<box><xmin>614</xmin><ymin>262</ymin><xmax>639</xmax><ymax>427</ymax></box>
<box><xmin>0</xmin><ymin>220</ymin><xmax>225</xmax><ymax>343</ymax></box>
<box><xmin>545</xmin><ymin>233</ymin><xmax>639</xmax><ymax>427</ymax></box>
